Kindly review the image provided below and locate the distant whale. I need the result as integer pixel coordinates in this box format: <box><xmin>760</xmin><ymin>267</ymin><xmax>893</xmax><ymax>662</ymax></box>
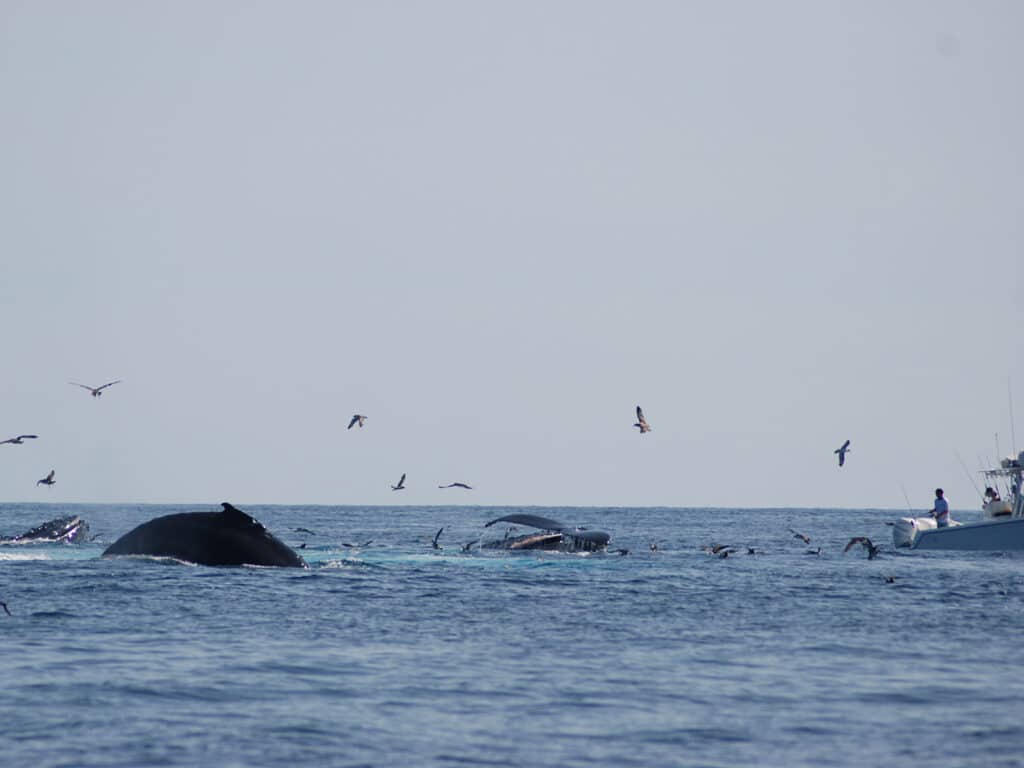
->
<box><xmin>0</xmin><ymin>515</ymin><xmax>90</xmax><ymax>544</ymax></box>
<box><xmin>103</xmin><ymin>503</ymin><xmax>306</xmax><ymax>568</ymax></box>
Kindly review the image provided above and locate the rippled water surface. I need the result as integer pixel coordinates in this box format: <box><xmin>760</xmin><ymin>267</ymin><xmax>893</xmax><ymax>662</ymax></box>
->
<box><xmin>2</xmin><ymin>503</ymin><xmax>1023</xmax><ymax>767</ymax></box>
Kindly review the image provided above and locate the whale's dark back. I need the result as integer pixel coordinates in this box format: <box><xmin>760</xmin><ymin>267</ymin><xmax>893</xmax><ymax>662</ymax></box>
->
<box><xmin>103</xmin><ymin>504</ymin><xmax>306</xmax><ymax>568</ymax></box>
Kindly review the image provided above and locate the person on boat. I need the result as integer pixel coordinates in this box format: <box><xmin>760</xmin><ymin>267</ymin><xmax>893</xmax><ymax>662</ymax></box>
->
<box><xmin>930</xmin><ymin>488</ymin><xmax>950</xmax><ymax>528</ymax></box>
<box><xmin>985</xmin><ymin>486</ymin><xmax>1001</xmax><ymax>503</ymax></box>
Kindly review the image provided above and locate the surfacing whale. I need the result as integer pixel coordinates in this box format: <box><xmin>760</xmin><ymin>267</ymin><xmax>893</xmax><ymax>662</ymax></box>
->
<box><xmin>0</xmin><ymin>516</ymin><xmax>90</xmax><ymax>544</ymax></box>
<box><xmin>103</xmin><ymin>502</ymin><xmax>306</xmax><ymax>568</ymax></box>
<box><xmin>481</xmin><ymin>513</ymin><xmax>611</xmax><ymax>552</ymax></box>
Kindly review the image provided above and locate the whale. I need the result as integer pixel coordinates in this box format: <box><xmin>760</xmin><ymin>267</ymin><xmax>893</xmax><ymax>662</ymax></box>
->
<box><xmin>481</xmin><ymin>513</ymin><xmax>611</xmax><ymax>552</ymax></box>
<box><xmin>0</xmin><ymin>515</ymin><xmax>90</xmax><ymax>544</ymax></box>
<box><xmin>103</xmin><ymin>502</ymin><xmax>306</xmax><ymax>568</ymax></box>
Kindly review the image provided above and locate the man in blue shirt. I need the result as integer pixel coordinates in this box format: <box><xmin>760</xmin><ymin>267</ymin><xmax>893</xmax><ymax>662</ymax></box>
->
<box><xmin>931</xmin><ymin>488</ymin><xmax>950</xmax><ymax>527</ymax></box>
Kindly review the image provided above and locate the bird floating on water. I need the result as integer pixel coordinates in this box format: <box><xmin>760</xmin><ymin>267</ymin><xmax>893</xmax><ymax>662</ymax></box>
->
<box><xmin>703</xmin><ymin>543</ymin><xmax>732</xmax><ymax>555</ymax></box>
<box><xmin>844</xmin><ymin>536</ymin><xmax>880</xmax><ymax>559</ymax></box>
<box><xmin>70</xmin><ymin>380</ymin><xmax>121</xmax><ymax>398</ymax></box>
<box><xmin>439</xmin><ymin>482</ymin><xmax>472</xmax><ymax>489</ymax></box>
<box><xmin>36</xmin><ymin>469</ymin><xmax>55</xmax><ymax>486</ymax></box>
<box><xmin>834</xmin><ymin>439</ymin><xmax>851</xmax><ymax>467</ymax></box>
<box><xmin>391</xmin><ymin>473</ymin><xmax>406</xmax><ymax>491</ymax></box>
<box><xmin>347</xmin><ymin>414</ymin><xmax>367</xmax><ymax>429</ymax></box>
<box><xmin>1</xmin><ymin>434</ymin><xmax>37</xmax><ymax>445</ymax></box>
<box><xmin>633</xmin><ymin>406</ymin><xmax>651</xmax><ymax>433</ymax></box>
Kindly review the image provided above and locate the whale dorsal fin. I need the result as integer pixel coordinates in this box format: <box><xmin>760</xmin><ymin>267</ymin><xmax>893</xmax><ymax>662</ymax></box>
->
<box><xmin>220</xmin><ymin>502</ymin><xmax>262</xmax><ymax>528</ymax></box>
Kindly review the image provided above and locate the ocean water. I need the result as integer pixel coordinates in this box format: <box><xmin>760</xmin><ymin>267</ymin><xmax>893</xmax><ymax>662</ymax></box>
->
<box><xmin>2</xmin><ymin>503</ymin><xmax>1023</xmax><ymax>768</ymax></box>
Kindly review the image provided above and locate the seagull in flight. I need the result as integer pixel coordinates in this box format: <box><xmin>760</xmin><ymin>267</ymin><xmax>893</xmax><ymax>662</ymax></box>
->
<box><xmin>347</xmin><ymin>414</ymin><xmax>367</xmax><ymax>429</ymax></box>
<box><xmin>844</xmin><ymin>536</ymin><xmax>881</xmax><ymax>559</ymax></box>
<box><xmin>633</xmin><ymin>405</ymin><xmax>651</xmax><ymax>433</ymax></box>
<box><xmin>36</xmin><ymin>469</ymin><xmax>55</xmax><ymax>486</ymax></box>
<box><xmin>391</xmin><ymin>473</ymin><xmax>406</xmax><ymax>491</ymax></box>
<box><xmin>1</xmin><ymin>435</ymin><xmax>38</xmax><ymax>445</ymax></box>
<box><xmin>834</xmin><ymin>439</ymin><xmax>851</xmax><ymax>467</ymax></box>
<box><xmin>789</xmin><ymin>528</ymin><xmax>811</xmax><ymax>544</ymax></box>
<box><xmin>70</xmin><ymin>380</ymin><xmax>122</xmax><ymax>398</ymax></box>
<box><xmin>439</xmin><ymin>482</ymin><xmax>472</xmax><ymax>489</ymax></box>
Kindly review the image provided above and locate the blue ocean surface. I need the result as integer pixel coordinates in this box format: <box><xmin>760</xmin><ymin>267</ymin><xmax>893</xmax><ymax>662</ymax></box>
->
<box><xmin>2</xmin><ymin>503</ymin><xmax>1023</xmax><ymax>768</ymax></box>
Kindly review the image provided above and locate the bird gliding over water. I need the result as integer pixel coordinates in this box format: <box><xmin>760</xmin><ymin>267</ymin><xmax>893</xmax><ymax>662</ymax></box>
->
<box><xmin>69</xmin><ymin>380</ymin><xmax>122</xmax><ymax>397</ymax></box>
<box><xmin>835</xmin><ymin>439</ymin><xmax>851</xmax><ymax>467</ymax></box>
<box><xmin>634</xmin><ymin>406</ymin><xmax>651</xmax><ymax>433</ymax></box>
<box><xmin>1</xmin><ymin>435</ymin><xmax>37</xmax><ymax>445</ymax></box>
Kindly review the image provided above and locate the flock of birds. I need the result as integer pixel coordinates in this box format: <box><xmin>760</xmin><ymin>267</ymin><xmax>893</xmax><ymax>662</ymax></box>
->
<box><xmin>698</xmin><ymin>528</ymin><xmax>883</xmax><ymax>564</ymax></box>
<box><xmin>341</xmin><ymin>405</ymin><xmax>659</xmax><ymax>494</ymax></box>
<box><xmin>6</xmin><ymin>391</ymin><xmax>854</xmax><ymax>492</ymax></box>
<box><xmin>2</xmin><ymin>380</ymin><xmax>122</xmax><ymax>488</ymax></box>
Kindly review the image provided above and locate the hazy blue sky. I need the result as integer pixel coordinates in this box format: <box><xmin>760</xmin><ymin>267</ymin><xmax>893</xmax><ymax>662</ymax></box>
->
<box><xmin>2</xmin><ymin>2</ymin><xmax>1021</xmax><ymax>510</ymax></box>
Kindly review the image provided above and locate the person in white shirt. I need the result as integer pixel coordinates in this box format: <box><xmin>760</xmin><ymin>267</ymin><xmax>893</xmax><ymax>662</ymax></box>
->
<box><xmin>931</xmin><ymin>488</ymin><xmax>950</xmax><ymax>527</ymax></box>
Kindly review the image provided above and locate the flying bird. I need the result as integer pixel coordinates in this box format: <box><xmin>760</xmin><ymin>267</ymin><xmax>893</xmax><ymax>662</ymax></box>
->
<box><xmin>70</xmin><ymin>380</ymin><xmax>121</xmax><ymax>398</ymax></box>
<box><xmin>844</xmin><ymin>536</ymin><xmax>881</xmax><ymax>559</ymax></box>
<box><xmin>432</xmin><ymin>527</ymin><xmax>444</xmax><ymax>549</ymax></box>
<box><xmin>439</xmin><ymin>482</ymin><xmax>472</xmax><ymax>489</ymax></box>
<box><xmin>391</xmin><ymin>473</ymin><xmax>406</xmax><ymax>491</ymax></box>
<box><xmin>834</xmin><ymin>439</ymin><xmax>851</xmax><ymax>467</ymax></box>
<box><xmin>1</xmin><ymin>435</ymin><xmax>38</xmax><ymax>445</ymax></box>
<box><xmin>347</xmin><ymin>414</ymin><xmax>367</xmax><ymax>429</ymax></box>
<box><xmin>633</xmin><ymin>406</ymin><xmax>651</xmax><ymax>433</ymax></box>
<box><xmin>789</xmin><ymin>529</ymin><xmax>811</xmax><ymax>545</ymax></box>
<box><xmin>36</xmin><ymin>469</ymin><xmax>55</xmax><ymax>486</ymax></box>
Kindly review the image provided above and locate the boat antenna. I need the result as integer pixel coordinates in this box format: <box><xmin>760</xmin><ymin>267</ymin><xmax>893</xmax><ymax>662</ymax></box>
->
<box><xmin>1010</xmin><ymin>377</ymin><xmax>1018</xmax><ymax>456</ymax></box>
<box><xmin>955</xmin><ymin>450</ymin><xmax>982</xmax><ymax>500</ymax></box>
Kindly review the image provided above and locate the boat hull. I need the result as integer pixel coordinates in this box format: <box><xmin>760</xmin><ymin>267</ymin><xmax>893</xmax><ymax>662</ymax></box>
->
<box><xmin>910</xmin><ymin>517</ymin><xmax>1024</xmax><ymax>551</ymax></box>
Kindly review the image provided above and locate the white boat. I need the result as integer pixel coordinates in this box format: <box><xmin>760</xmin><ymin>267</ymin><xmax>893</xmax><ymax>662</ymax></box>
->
<box><xmin>893</xmin><ymin>451</ymin><xmax>1024</xmax><ymax>550</ymax></box>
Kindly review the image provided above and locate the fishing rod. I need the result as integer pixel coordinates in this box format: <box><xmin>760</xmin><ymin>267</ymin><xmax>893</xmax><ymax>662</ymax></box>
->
<box><xmin>899</xmin><ymin>482</ymin><xmax>914</xmax><ymax>514</ymax></box>
<box><xmin>955</xmin><ymin>450</ymin><xmax>982</xmax><ymax>500</ymax></box>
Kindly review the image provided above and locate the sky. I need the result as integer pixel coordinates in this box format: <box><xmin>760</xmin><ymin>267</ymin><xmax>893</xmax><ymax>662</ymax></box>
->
<box><xmin>1</xmin><ymin>2</ymin><xmax>1021</xmax><ymax>510</ymax></box>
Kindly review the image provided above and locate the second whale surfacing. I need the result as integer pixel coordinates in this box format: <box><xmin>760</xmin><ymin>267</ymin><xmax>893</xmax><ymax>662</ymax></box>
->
<box><xmin>103</xmin><ymin>502</ymin><xmax>306</xmax><ymax>568</ymax></box>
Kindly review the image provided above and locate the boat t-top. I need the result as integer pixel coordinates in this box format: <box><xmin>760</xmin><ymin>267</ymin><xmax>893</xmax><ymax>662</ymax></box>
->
<box><xmin>893</xmin><ymin>451</ymin><xmax>1024</xmax><ymax>550</ymax></box>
